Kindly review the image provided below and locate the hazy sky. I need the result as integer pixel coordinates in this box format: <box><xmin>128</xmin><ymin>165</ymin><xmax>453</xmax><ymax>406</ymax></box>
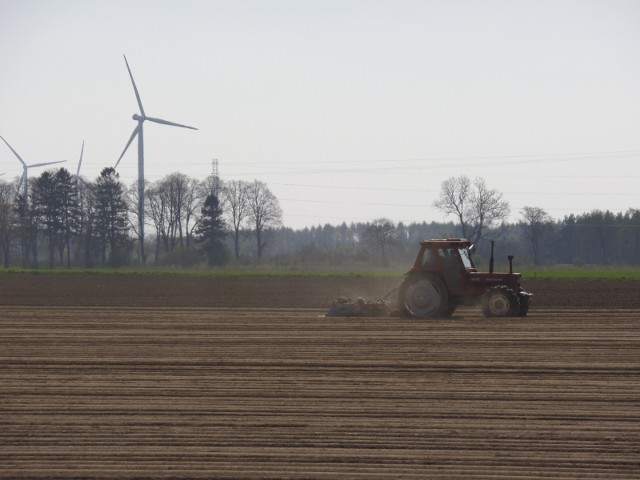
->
<box><xmin>1</xmin><ymin>0</ymin><xmax>639</xmax><ymax>229</ymax></box>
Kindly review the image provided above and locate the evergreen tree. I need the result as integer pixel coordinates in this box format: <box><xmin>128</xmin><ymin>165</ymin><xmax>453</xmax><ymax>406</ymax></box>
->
<box><xmin>92</xmin><ymin>168</ymin><xmax>132</xmax><ymax>267</ymax></box>
<box><xmin>31</xmin><ymin>171</ymin><xmax>62</xmax><ymax>268</ymax></box>
<box><xmin>14</xmin><ymin>193</ymin><xmax>32</xmax><ymax>267</ymax></box>
<box><xmin>0</xmin><ymin>181</ymin><xmax>16</xmax><ymax>267</ymax></box>
<box><xmin>55</xmin><ymin>168</ymin><xmax>80</xmax><ymax>268</ymax></box>
<box><xmin>195</xmin><ymin>193</ymin><xmax>228</xmax><ymax>266</ymax></box>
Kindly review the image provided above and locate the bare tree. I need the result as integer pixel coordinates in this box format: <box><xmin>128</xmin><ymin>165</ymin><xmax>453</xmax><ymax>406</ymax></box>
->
<box><xmin>434</xmin><ymin>176</ymin><xmax>509</xmax><ymax>244</ymax></box>
<box><xmin>222</xmin><ymin>179</ymin><xmax>250</xmax><ymax>259</ymax></box>
<box><xmin>78</xmin><ymin>176</ymin><xmax>97</xmax><ymax>268</ymax></box>
<box><xmin>165</xmin><ymin>172</ymin><xmax>190</xmax><ymax>251</ymax></box>
<box><xmin>362</xmin><ymin>218</ymin><xmax>397</xmax><ymax>267</ymax></box>
<box><xmin>183</xmin><ymin>177</ymin><xmax>203</xmax><ymax>250</ymax></box>
<box><xmin>520</xmin><ymin>206</ymin><xmax>552</xmax><ymax>265</ymax></box>
<box><xmin>247</xmin><ymin>180</ymin><xmax>282</xmax><ymax>258</ymax></box>
<box><xmin>143</xmin><ymin>173</ymin><xmax>192</xmax><ymax>261</ymax></box>
<box><xmin>126</xmin><ymin>179</ymin><xmax>148</xmax><ymax>263</ymax></box>
<box><xmin>144</xmin><ymin>183</ymin><xmax>168</xmax><ymax>263</ymax></box>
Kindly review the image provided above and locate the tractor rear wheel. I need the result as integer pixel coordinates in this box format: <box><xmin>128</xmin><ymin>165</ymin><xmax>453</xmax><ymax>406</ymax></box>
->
<box><xmin>401</xmin><ymin>274</ymin><xmax>449</xmax><ymax>318</ymax></box>
<box><xmin>482</xmin><ymin>286</ymin><xmax>520</xmax><ymax>317</ymax></box>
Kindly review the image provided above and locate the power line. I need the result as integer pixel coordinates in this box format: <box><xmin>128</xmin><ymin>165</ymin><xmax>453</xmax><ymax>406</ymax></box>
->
<box><xmin>271</xmin><ymin>181</ymin><xmax>638</xmax><ymax>196</ymax></box>
<box><xmin>219</xmin><ymin>150</ymin><xmax>640</xmax><ymax>176</ymax></box>
<box><xmin>221</xmin><ymin>150</ymin><xmax>640</xmax><ymax>167</ymax></box>
<box><xmin>81</xmin><ymin>150</ymin><xmax>640</xmax><ymax>181</ymax></box>
<box><xmin>278</xmin><ymin>195</ymin><xmax>635</xmax><ymax>212</ymax></box>
<box><xmin>280</xmin><ymin>197</ymin><xmax>426</xmax><ymax>207</ymax></box>
<box><xmin>272</xmin><ymin>182</ymin><xmax>437</xmax><ymax>193</ymax></box>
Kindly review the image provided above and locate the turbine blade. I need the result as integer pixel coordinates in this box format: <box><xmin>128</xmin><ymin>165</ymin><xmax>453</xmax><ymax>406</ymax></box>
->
<box><xmin>0</xmin><ymin>135</ymin><xmax>27</xmax><ymax>166</ymax></box>
<box><xmin>123</xmin><ymin>54</ymin><xmax>145</xmax><ymax>116</ymax></box>
<box><xmin>145</xmin><ymin>116</ymin><xmax>198</xmax><ymax>130</ymax></box>
<box><xmin>77</xmin><ymin>140</ymin><xmax>84</xmax><ymax>176</ymax></box>
<box><xmin>28</xmin><ymin>160</ymin><xmax>67</xmax><ymax>168</ymax></box>
<box><xmin>115</xmin><ymin>125</ymin><xmax>140</xmax><ymax>168</ymax></box>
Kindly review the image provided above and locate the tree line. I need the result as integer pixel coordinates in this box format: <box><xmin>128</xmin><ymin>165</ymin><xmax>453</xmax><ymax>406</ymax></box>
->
<box><xmin>0</xmin><ymin>168</ymin><xmax>283</xmax><ymax>268</ymax></box>
<box><xmin>1</xmin><ymin>171</ymin><xmax>638</xmax><ymax>268</ymax></box>
<box><xmin>267</xmin><ymin>209</ymin><xmax>640</xmax><ymax>268</ymax></box>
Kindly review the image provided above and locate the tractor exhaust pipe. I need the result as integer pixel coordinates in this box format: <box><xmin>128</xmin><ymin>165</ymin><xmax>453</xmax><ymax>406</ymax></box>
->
<box><xmin>508</xmin><ymin>255</ymin><xmax>514</xmax><ymax>274</ymax></box>
<box><xmin>489</xmin><ymin>240</ymin><xmax>495</xmax><ymax>274</ymax></box>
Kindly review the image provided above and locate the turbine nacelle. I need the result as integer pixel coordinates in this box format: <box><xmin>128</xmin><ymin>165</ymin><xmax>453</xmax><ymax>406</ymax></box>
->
<box><xmin>131</xmin><ymin>113</ymin><xmax>197</xmax><ymax>129</ymax></box>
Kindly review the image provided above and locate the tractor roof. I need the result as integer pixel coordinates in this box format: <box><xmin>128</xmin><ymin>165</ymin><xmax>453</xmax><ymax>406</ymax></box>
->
<box><xmin>420</xmin><ymin>238</ymin><xmax>472</xmax><ymax>248</ymax></box>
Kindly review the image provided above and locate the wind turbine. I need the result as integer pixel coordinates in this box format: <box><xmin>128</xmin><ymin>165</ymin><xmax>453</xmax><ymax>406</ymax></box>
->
<box><xmin>114</xmin><ymin>54</ymin><xmax>198</xmax><ymax>263</ymax></box>
<box><xmin>0</xmin><ymin>135</ymin><xmax>66</xmax><ymax>204</ymax></box>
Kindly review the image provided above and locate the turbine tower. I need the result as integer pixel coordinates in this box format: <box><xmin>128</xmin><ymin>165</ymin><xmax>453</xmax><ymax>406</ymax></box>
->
<box><xmin>75</xmin><ymin>140</ymin><xmax>86</xmax><ymax>215</ymax></box>
<box><xmin>76</xmin><ymin>140</ymin><xmax>84</xmax><ymax>177</ymax></box>
<box><xmin>114</xmin><ymin>54</ymin><xmax>198</xmax><ymax>263</ymax></box>
<box><xmin>0</xmin><ymin>135</ymin><xmax>66</xmax><ymax>204</ymax></box>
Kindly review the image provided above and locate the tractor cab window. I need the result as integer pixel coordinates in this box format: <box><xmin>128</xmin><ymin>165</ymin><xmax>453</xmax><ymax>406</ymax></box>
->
<box><xmin>420</xmin><ymin>246</ymin><xmax>472</xmax><ymax>271</ymax></box>
<box><xmin>421</xmin><ymin>248</ymin><xmax>441</xmax><ymax>267</ymax></box>
<box><xmin>441</xmin><ymin>248</ymin><xmax>462</xmax><ymax>271</ymax></box>
<box><xmin>459</xmin><ymin>248</ymin><xmax>473</xmax><ymax>269</ymax></box>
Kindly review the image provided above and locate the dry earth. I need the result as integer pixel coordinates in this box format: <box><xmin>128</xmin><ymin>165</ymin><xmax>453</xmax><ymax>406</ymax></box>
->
<box><xmin>1</xmin><ymin>274</ymin><xmax>639</xmax><ymax>479</ymax></box>
<box><xmin>0</xmin><ymin>274</ymin><xmax>639</xmax><ymax>308</ymax></box>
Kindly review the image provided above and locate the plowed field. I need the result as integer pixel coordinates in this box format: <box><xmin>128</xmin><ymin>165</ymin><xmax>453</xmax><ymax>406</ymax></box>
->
<box><xmin>1</xmin><ymin>274</ymin><xmax>639</xmax><ymax>479</ymax></box>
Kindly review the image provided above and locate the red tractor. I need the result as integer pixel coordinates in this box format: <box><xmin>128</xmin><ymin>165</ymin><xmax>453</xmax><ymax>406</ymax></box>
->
<box><xmin>397</xmin><ymin>238</ymin><xmax>532</xmax><ymax>318</ymax></box>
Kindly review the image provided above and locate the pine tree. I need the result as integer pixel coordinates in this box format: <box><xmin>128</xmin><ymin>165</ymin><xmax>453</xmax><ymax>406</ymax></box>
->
<box><xmin>31</xmin><ymin>171</ymin><xmax>62</xmax><ymax>268</ymax></box>
<box><xmin>195</xmin><ymin>193</ymin><xmax>228</xmax><ymax>266</ymax></box>
<box><xmin>55</xmin><ymin>168</ymin><xmax>80</xmax><ymax>268</ymax></box>
<box><xmin>93</xmin><ymin>168</ymin><xmax>132</xmax><ymax>267</ymax></box>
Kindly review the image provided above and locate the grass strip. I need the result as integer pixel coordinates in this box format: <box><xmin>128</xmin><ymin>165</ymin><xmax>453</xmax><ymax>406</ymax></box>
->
<box><xmin>2</xmin><ymin>267</ymin><xmax>640</xmax><ymax>281</ymax></box>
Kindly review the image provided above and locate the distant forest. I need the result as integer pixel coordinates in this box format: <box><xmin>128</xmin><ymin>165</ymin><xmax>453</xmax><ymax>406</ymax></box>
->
<box><xmin>1</xmin><ymin>168</ymin><xmax>639</xmax><ymax>269</ymax></box>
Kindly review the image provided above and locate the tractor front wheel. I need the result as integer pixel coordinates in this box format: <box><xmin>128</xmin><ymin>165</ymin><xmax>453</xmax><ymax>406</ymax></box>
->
<box><xmin>482</xmin><ymin>286</ymin><xmax>520</xmax><ymax>317</ymax></box>
<box><xmin>401</xmin><ymin>275</ymin><xmax>449</xmax><ymax>318</ymax></box>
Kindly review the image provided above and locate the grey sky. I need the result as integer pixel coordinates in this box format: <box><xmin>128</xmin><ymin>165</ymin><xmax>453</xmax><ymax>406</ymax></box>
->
<box><xmin>1</xmin><ymin>0</ymin><xmax>639</xmax><ymax>229</ymax></box>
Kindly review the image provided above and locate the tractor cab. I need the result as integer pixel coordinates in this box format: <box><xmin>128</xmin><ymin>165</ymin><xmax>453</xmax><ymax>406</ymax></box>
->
<box><xmin>410</xmin><ymin>239</ymin><xmax>477</xmax><ymax>296</ymax></box>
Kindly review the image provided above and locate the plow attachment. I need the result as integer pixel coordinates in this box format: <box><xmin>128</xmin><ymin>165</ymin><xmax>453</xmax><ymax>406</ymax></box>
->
<box><xmin>325</xmin><ymin>289</ymin><xmax>399</xmax><ymax>317</ymax></box>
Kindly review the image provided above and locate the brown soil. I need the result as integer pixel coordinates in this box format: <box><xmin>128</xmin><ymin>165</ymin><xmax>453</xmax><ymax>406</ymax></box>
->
<box><xmin>1</xmin><ymin>274</ymin><xmax>639</xmax><ymax>478</ymax></box>
<box><xmin>0</xmin><ymin>273</ymin><xmax>639</xmax><ymax>308</ymax></box>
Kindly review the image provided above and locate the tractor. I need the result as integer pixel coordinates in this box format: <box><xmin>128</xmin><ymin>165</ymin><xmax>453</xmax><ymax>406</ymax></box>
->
<box><xmin>397</xmin><ymin>238</ymin><xmax>532</xmax><ymax>318</ymax></box>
